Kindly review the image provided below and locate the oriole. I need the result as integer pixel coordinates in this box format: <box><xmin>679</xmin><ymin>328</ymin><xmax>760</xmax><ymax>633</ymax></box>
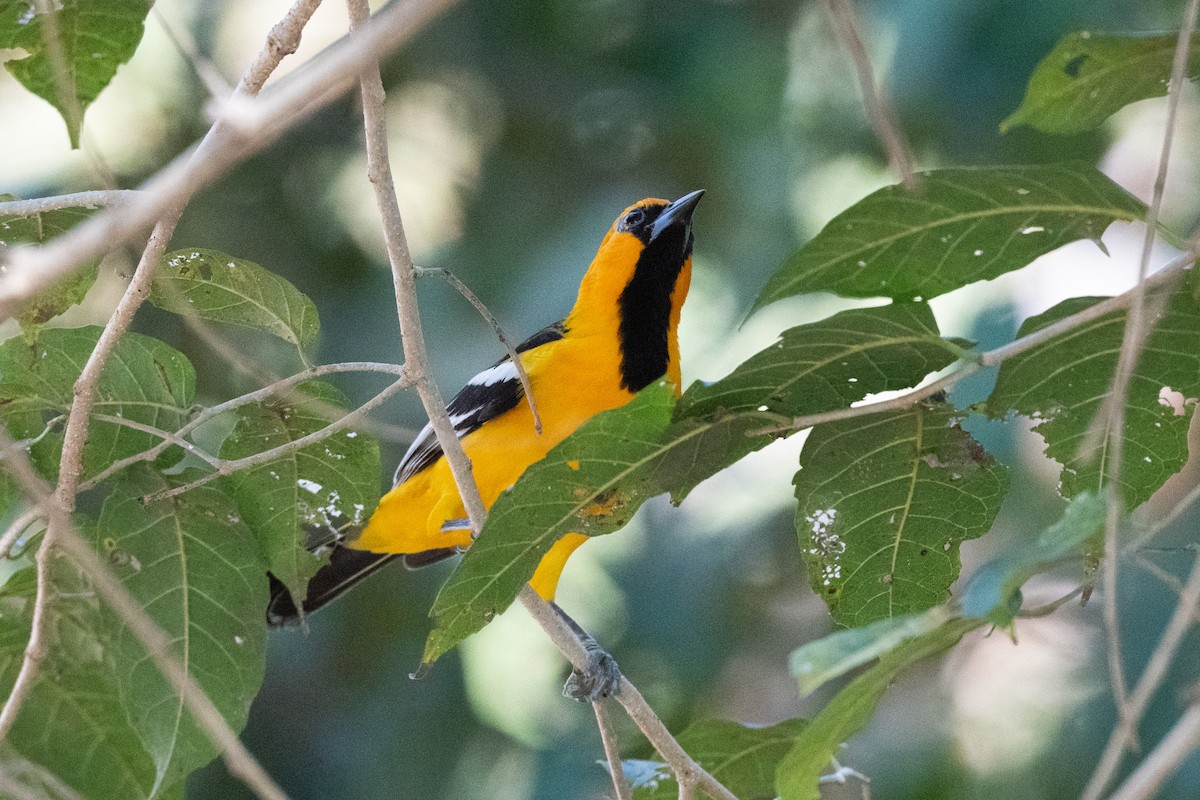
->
<box><xmin>268</xmin><ymin>190</ymin><xmax>703</xmax><ymax>626</ymax></box>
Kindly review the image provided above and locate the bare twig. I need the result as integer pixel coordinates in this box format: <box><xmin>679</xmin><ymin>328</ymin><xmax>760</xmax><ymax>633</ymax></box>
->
<box><xmin>752</xmin><ymin>249</ymin><xmax>1195</xmax><ymax>440</ymax></box>
<box><xmin>0</xmin><ymin>0</ymin><xmax>459</xmax><ymax>320</ymax></box>
<box><xmin>347</xmin><ymin>0</ymin><xmax>484</xmax><ymax>531</ymax></box>
<box><xmin>0</xmin><ymin>508</ymin><xmax>45</xmax><ymax>561</ymax></box>
<box><xmin>1077</xmin><ymin>0</ymin><xmax>1200</xmax><ymax>744</ymax></box>
<box><xmin>518</xmin><ymin>588</ymin><xmax>738</xmax><ymax>800</ymax></box>
<box><xmin>90</xmin><ymin>413</ymin><xmax>223</xmax><ymax>469</ymax></box>
<box><xmin>417</xmin><ymin>266</ymin><xmax>543</xmax><ymax>433</ymax></box>
<box><xmin>146</xmin><ymin>373</ymin><xmax>411</xmax><ymax>502</ymax></box>
<box><xmin>0</xmin><ymin>191</ymin><xmax>142</xmax><ymax>216</ymax></box>
<box><xmin>79</xmin><ymin>360</ymin><xmax>407</xmax><ymax>490</ymax></box>
<box><xmin>820</xmin><ymin>0</ymin><xmax>915</xmax><ymax>188</ymax></box>
<box><xmin>152</xmin><ymin>6</ymin><xmax>235</xmax><ymax>101</ymax></box>
<box><xmin>594</xmin><ymin>700</ymin><xmax>633</xmax><ymax>800</ymax></box>
<box><xmin>1082</xmin><ymin>545</ymin><xmax>1200</xmax><ymax>799</ymax></box>
<box><xmin>1105</xmin><ymin>701</ymin><xmax>1200</xmax><ymax>800</ymax></box>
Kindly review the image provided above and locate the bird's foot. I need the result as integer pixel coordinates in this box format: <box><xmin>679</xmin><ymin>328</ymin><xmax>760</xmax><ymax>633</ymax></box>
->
<box><xmin>563</xmin><ymin>636</ymin><xmax>623</xmax><ymax>703</ymax></box>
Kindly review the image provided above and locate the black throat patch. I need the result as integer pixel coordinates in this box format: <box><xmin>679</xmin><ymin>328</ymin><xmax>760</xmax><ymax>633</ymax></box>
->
<box><xmin>617</xmin><ymin>228</ymin><xmax>691</xmax><ymax>392</ymax></box>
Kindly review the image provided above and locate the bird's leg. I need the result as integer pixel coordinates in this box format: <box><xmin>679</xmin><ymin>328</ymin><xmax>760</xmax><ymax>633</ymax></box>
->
<box><xmin>551</xmin><ymin>601</ymin><xmax>623</xmax><ymax>702</ymax></box>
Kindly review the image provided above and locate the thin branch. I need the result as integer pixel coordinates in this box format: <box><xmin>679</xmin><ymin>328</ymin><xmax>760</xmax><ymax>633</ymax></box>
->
<box><xmin>418</xmin><ymin>266</ymin><xmax>543</xmax><ymax>433</ymax></box>
<box><xmin>1078</xmin><ymin>0</ymin><xmax>1200</xmax><ymax>741</ymax></box>
<box><xmin>79</xmin><ymin>361</ymin><xmax>407</xmax><ymax>490</ymax></box>
<box><xmin>1105</xmin><ymin>701</ymin><xmax>1200</xmax><ymax>800</ymax></box>
<box><xmin>152</xmin><ymin>6</ymin><xmax>235</xmax><ymax>101</ymax></box>
<box><xmin>90</xmin><ymin>413</ymin><xmax>223</xmax><ymax>469</ymax></box>
<box><xmin>753</xmin><ymin>249</ymin><xmax>1195</xmax><ymax>439</ymax></box>
<box><xmin>1082</xmin><ymin>545</ymin><xmax>1200</xmax><ymax>799</ymax></box>
<box><xmin>0</xmin><ymin>191</ymin><xmax>142</xmax><ymax>216</ymax></box>
<box><xmin>820</xmin><ymin>0</ymin><xmax>915</xmax><ymax>188</ymax></box>
<box><xmin>348</xmin><ymin>0</ymin><xmax>485</xmax><ymax>531</ymax></box>
<box><xmin>0</xmin><ymin>0</ymin><xmax>460</xmax><ymax>321</ymax></box>
<box><xmin>146</xmin><ymin>374</ymin><xmax>411</xmax><ymax>502</ymax></box>
<box><xmin>594</xmin><ymin>700</ymin><xmax>633</xmax><ymax>800</ymax></box>
<box><xmin>0</xmin><ymin>508</ymin><xmax>45</xmax><ymax>561</ymax></box>
<box><xmin>517</xmin><ymin>588</ymin><xmax>738</xmax><ymax>800</ymax></box>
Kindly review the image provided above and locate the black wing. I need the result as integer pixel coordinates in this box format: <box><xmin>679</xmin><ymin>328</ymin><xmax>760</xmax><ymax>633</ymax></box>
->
<box><xmin>393</xmin><ymin>320</ymin><xmax>566</xmax><ymax>484</ymax></box>
<box><xmin>267</xmin><ymin>320</ymin><xmax>567</xmax><ymax>627</ymax></box>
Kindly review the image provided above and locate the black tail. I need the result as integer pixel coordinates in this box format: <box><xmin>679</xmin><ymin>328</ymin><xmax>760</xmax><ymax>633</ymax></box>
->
<box><xmin>267</xmin><ymin>544</ymin><xmax>461</xmax><ymax>627</ymax></box>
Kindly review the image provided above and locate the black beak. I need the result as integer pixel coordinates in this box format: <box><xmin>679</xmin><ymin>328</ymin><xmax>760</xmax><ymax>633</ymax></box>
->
<box><xmin>649</xmin><ymin>189</ymin><xmax>705</xmax><ymax>244</ymax></box>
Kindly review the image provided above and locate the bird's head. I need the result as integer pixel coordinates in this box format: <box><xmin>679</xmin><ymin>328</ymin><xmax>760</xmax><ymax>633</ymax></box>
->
<box><xmin>569</xmin><ymin>190</ymin><xmax>704</xmax><ymax>391</ymax></box>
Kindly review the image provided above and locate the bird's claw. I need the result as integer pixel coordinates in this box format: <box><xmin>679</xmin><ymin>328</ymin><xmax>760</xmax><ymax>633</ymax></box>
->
<box><xmin>563</xmin><ymin>640</ymin><xmax>622</xmax><ymax>702</ymax></box>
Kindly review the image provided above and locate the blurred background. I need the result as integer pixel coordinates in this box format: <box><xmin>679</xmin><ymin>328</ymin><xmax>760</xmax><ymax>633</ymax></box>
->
<box><xmin>3</xmin><ymin>0</ymin><xmax>1200</xmax><ymax>797</ymax></box>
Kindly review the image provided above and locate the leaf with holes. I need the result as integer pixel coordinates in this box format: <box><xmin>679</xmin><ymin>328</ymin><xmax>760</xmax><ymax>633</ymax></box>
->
<box><xmin>628</xmin><ymin>718</ymin><xmax>808</xmax><ymax>800</ymax></box>
<box><xmin>94</xmin><ymin>469</ymin><xmax>267</xmax><ymax>792</ymax></box>
<box><xmin>0</xmin><ymin>326</ymin><xmax>195</xmax><ymax>484</ymax></box>
<box><xmin>423</xmin><ymin>381</ymin><xmax>676</xmax><ymax>665</ymax></box>
<box><xmin>754</xmin><ymin>165</ymin><xmax>1146</xmax><ymax>308</ymax></box>
<box><xmin>663</xmin><ymin>303</ymin><xmax>966</xmax><ymax>502</ymax></box>
<box><xmin>795</xmin><ymin>401</ymin><xmax>1009</xmax><ymax>627</ymax></box>
<box><xmin>989</xmin><ymin>290</ymin><xmax>1200</xmax><ymax>507</ymax></box>
<box><xmin>776</xmin><ymin>616</ymin><xmax>981</xmax><ymax>800</ymax></box>
<box><xmin>220</xmin><ymin>380</ymin><xmax>381</xmax><ymax>598</ymax></box>
<box><xmin>0</xmin><ymin>196</ymin><xmax>99</xmax><ymax>339</ymax></box>
<box><xmin>151</xmin><ymin>249</ymin><xmax>320</xmax><ymax>355</ymax></box>
<box><xmin>0</xmin><ymin>0</ymin><xmax>151</xmax><ymax>147</ymax></box>
<box><xmin>1003</xmin><ymin>32</ymin><xmax>1200</xmax><ymax>135</ymax></box>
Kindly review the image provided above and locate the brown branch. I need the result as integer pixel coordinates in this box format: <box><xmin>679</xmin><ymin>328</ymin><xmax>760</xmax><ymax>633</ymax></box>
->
<box><xmin>145</xmin><ymin>373</ymin><xmax>411</xmax><ymax>502</ymax></box>
<box><xmin>79</xmin><ymin>360</ymin><xmax>407</xmax><ymax>491</ymax></box>
<box><xmin>752</xmin><ymin>249</ymin><xmax>1194</xmax><ymax>440</ymax></box>
<box><xmin>594</xmin><ymin>699</ymin><xmax>633</xmax><ymax>800</ymax></box>
<box><xmin>0</xmin><ymin>191</ymin><xmax>141</xmax><ymax>216</ymax></box>
<box><xmin>1076</xmin><ymin>0</ymin><xmax>1200</xmax><ymax>752</ymax></box>
<box><xmin>1105</xmin><ymin>702</ymin><xmax>1200</xmax><ymax>800</ymax></box>
<box><xmin>0</xmin><ymin>0</ymin><xmax>459</xmax><ymax>321</ymax></box>
<box><xmin>820</xmin><ymin>0</ymin><xmax>915</xmax><ymax>188</ymax></box>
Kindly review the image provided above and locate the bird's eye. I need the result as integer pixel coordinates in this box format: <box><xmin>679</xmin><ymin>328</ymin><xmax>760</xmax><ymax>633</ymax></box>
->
<box><xmin>618</xmin><ymin>208</ymin><xmax>645</xmax><ymax>232</ymax></box>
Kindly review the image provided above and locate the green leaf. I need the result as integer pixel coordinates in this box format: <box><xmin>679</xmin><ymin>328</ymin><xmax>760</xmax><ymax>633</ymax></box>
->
<box><xmin>423</xmin><ymin>381</ymin><xmax>676</xmax><ymax>665</ymax></box>
<box><xmin>220</xmin><ymin>380</ymin><xmax>382</xmax><ymax>598</ymax></box>
<box><xmin>95</xmin><ymin>469</ymin><xmax>267</xmax><ymax>792</ymax></box>
<box><xmin>776</xmin><ymin>616</ymin><xmax>981</xmax><ymax>800</ymax></box>
<box><xmin>961</xmin><ymin>491</ymin><xmax>1107</xmax><ymax>627</ymax></box>
<box><xmin>988</xmin><ymin>290</ymin><xmax>1200</xmax><ymax>507</ymax></box>
<box><xmin>1002</xmin><ymin>32</ymin><xmax>1200</xmax><ymax>135</ymax></box>
<box><xmin>0</xmin><ymin>326</ymin><xmax>195</xmax><ymax>484</ymax></box>
<box><xmin>664</xmin><ymin>303</ymin><xmax>965</xmax><ymax>502</ymax></box>
<box><xmin>0</xmin><ymin>0</ymin><xmax>151</xmax><ymax>147</ymax></box>
<box><xmin>789</xmin><ymin>605</ymin><xmax>956</xmax><ymax>696</ymax></box>
<box><xmin>629</xmin><ymin>718</ymin><xmax>808</xmax><ymax>800</ymax></box>
<box><xmin>0</xmin><ymin>196</ymin><xmax>99</xmax><ymax>339</ymax></box>
<box><xmin>152</xmin><ymin>249</ymin><xmax>320</xmax><ymax>355</ymax></box>
<box><xmin>0</xmin><ymin>559</ymin><xmax>158</xmax><ymax>800</ymax></box>
<box><xmin>754</xmin><ymin>165</ymin><xmax>1146</xmax><ymax>308</ymax></box>
<box><xmin>795</xmin><ymin>401</ymin><xmax>1009</xmax><ymax>627</ymax></box>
